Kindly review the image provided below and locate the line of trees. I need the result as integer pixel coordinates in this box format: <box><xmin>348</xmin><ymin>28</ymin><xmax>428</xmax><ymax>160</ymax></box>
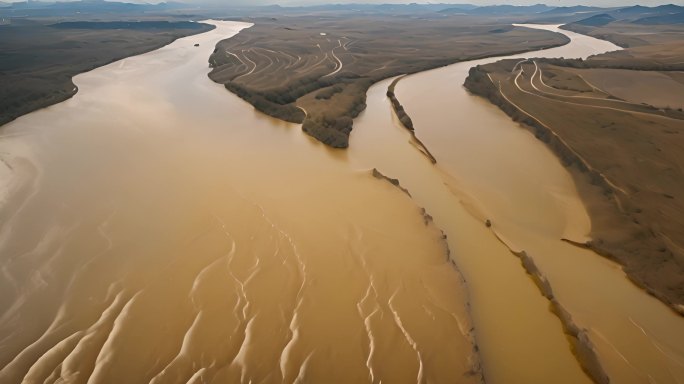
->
<box><xmin>224</xmin><ymin>82</ymin><xmax>305</xmax><ymax>123</ymax></box>
<box><xmin>387</xmin><ymin>76</ymin><xmax>414</xmax><ymax>131</ymax></box>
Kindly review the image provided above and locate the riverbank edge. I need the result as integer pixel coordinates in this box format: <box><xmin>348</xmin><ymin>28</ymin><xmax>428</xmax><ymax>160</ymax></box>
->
<box><xmin>370</xmin><ymin>168</ymin><xmax>485</xmax><ymax>384</ymax></box>
<box><xmin>213</xmin><ymin>30</ymin><xmax>571</xmax><ymax>149</ymax></box>
<box><xmin>486</xmin><ymin>224</ymin><xmax>610</xmax><ymax>384</ymax></box>
<box><xmin>386</xmin><ymin>77</ymin><xmax>437</xmax><ymax>164</ymax></box>
<box><xmin>463</xmin><ymin>64</ymin><xmax>684</xmax><ymax>317</ymax></box>
<box><xmin>0</xmin><ymin>23</ymin><xmax>216</xmax><ymax>130</ymax></box>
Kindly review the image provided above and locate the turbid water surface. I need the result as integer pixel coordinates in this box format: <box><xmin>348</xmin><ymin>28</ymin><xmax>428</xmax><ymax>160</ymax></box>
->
<box><xmin>385</xmin><ymin>24</ymin><xmax>684</xmax><ymax>384</ymax></box>
<box><xmin>0</xmin><ymin>21</ymin><xmax>478</xmax><ymax>384</ymax></box>
<box><xmin>1</xmin><ymin>21</ymin><xmax>683</xmax><ymax>384</ymax></box>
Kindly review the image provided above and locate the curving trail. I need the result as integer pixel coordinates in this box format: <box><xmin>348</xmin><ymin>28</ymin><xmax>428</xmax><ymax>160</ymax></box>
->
<box><xmin>323</xmin><ymin>40</ymin><xmax>344</xmax><ymax>78</ymax></box>
<box><xmin>232</xmin><ymin>49</ymin><xmax>257</xmax><ymax>81</ymax></box>
<box><xmin>213</xmin><ymin>34</ymin><xmax>356</xmax><ymax>88</ymax></box>
<box><xmin>504</xmin><ymin>69</ymin><xmax>631</xmax><ymax>196</ymax></box>
<box><xmin>515</xmin><ymin>60</ymin><xmax>682</xmax><ymax>122</ymax></box>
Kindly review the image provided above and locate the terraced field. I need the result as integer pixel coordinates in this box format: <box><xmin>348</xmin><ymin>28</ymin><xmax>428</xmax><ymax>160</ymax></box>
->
<box><xmin>208</xmin><ymin>17</ymin><xmax>570</xmax><ymax>147</ymax></box>
<box><xmin>212</xmin><ymin>37</ymin><xmax>349</xmax><ymax>88</ymax></box>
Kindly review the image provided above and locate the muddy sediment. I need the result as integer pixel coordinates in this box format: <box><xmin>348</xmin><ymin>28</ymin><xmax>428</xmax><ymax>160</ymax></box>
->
<box><xmin>490</xmin><ymin>226</ymin><xmax>610</xmax><ymax>384</ymax></box>
<box><xmin>387</xmin><ymin>77</ymin><xmax>437</xmax><ymax>164</ymax></box>
<box><xmin>369</xmin><ymin>167</ymin><xmax>483</xmax><ymax>382</ymax></box>
<box><xmin>550</xmin><ymin>301</ymin><xmax>610</xmax><ymax>384</ymax></box>
<box><xmin>364</xmin><ymin>24</ymin><xmax>684</xmax><ymax>384</ymax></box>
<box><xmin>517</xmin><ymin>250</ymin><xmax>609</xmax><ymax>384</ymax></box>
<box><xmin>0</xmin><ymin>21</ymin><xmax>485</xmax><ymax>383</ymax></box>
<box><xmin>371</xmin><ymin>168</ymin><xmax>411</xmax><ymax>197</ymax></box>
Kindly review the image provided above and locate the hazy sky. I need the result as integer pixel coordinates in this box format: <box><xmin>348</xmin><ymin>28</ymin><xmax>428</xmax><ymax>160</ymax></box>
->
<box><xmin>261</xmin><ymin>0</ymin><xmax>682</xmax><ymax>4</ymax></box>
<box><xmin>6</xmin><ymin>0</ymin><xmax>683</xmax><ymax>7</ymax></box>
<box><xmin>278</xmin><ymin>0</ymin><xmax>679</xmax><ymax>5</ymax></box>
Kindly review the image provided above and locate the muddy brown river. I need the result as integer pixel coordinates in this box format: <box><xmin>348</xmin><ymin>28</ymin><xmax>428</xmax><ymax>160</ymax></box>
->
<box><xmin>0</xmin><ymin>21</ymin><xmax>682</xmax><ymax>384</ymax></box>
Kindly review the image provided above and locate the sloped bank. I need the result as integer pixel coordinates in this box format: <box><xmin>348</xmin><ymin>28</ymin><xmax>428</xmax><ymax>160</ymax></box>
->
<box><xmin>370</xmin><ymin>168</ymin><xmax>484</xmax><ymax>383</ymax></box>
<box><xmin>464</xmin><ymin>61</ymin><xmax>684</xmax><ymax>316</ymax></box>
<box><xmin>208</xmin><ymin>18</ymin><xmax>570</xmax><ymax>149</ymax></box>
<box><xmin>387</xmin><ymin>77</ymin><xmax>437</xmax><ymax>164</ymax></box>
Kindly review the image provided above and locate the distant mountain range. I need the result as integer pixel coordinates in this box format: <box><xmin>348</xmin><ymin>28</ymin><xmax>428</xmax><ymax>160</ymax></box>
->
<box><xmin>0</xmin><ymin>0</ymin><xmax>195</xmax><ymax>20</ymax></box>
<box><xmin>2</xmin><ymin>0</ymin><xmax>187</xmax><ymax>12</ymax></box>
<box><xmin>632</xmin><ymin>11</ymin><xmax>684</xmax><ymax>24</ymax></box>
<box><xmin>573</xmin><ymin>13</ymin><xmax>617</xmax><ymax>27</ymax></box>
<box><xmin>570</xmin><ymin>4</ymin><xmax>684</xmax><ymax>26</ymax></box>
<box><xmin>539</xmin><ymin>5</ymin><xmax>607</xmax><ymax>15</ymax></box>
<box><xmin>1</xmin><ymin>1</ymin><xmax>683</xmax><ymax>25</ymax></box>
<box><xmin>258</xmin><ymin>3</ymin><xmax>476</xmax><ymax>13</ymax></box>
<box><xmin>439</xmin><ymin>4</ymin><xmax>553</xmax><ymax>15</ymax></box>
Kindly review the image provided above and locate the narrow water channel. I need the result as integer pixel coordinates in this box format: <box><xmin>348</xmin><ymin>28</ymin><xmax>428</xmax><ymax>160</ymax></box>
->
<box><xmin>352</xmin><ymin>24</ymin><xmax>684</xmax><ymax>384</ymax></box>
<box><xmin>0</xmin><ymin>20</ymin><xmax>682</xmax><ymax>384</ymax></box>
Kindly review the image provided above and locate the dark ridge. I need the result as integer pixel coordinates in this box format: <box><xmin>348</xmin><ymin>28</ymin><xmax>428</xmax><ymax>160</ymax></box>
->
<box><xmin>540</xmin><ymin>6</ymin><xmax>606</xmax><ymax>15</ymax></box>
<box><xmin>613</xmin><ymin>5</ymin><xmax>652</xmax><ymax>15</ymax></box>
<box><xmin>441</xmin><ymin>4</ymin><xmax>553</xmax><ymax>15</ymax></box>
<box><xmin>633</xmin><ymin>12</ymin><xmax>684</xmax><ymax>25</ymax></box>
<box><xmin>574</xmin><ymin>14</ymin><xmax>616</xmax><ymax>27</ymax></box>
<box><xmin>51</xmin><ymin>21</ymin><xmax>208</xmax><ymax>30</ymax></box>
<box><xmin>607</xmin><ymin>4</ymin><xmax>684</xmax><ymax>21</ymax></box>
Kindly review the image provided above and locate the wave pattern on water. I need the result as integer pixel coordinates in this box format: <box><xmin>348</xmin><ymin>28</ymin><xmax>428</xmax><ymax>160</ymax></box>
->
<box><xmin>0</xmin><ymin>21</ymin><xmax>479</xmax><ymax>384</ymax></box>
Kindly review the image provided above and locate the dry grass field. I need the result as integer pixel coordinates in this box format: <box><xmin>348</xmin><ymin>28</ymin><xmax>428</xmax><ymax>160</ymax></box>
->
<box><xmin>464</xmin><ymin>25</ymin><xmax>684</xmax><ymax>313</ymax></box>
<box><xmin>0</xmin><ymin>20</ymin><xmax>213</xmax><ymax>127</ymax></box>
<box><xmin>208</xmin><ymin>16</ymin><xmax>570</xmax><ymax>148</ymax></box>
<box><xmin>573</xmin><ymin>68</ymin><xmax>684</xmax><ymax>109</ymax></box>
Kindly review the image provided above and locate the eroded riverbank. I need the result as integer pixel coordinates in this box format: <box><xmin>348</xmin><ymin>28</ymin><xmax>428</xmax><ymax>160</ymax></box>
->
<box><xmin>388</xmin><ymin>24</ymin><xmax>684</xmax><ymax>384</ymax></box>
<box><xmin>0</xmin><ymin>21</ymin><xmax>480</xmax><ymax>383</ymax></box>
<box><xmin>349</xmin><ymin>77</ymin><xmax>593</xmax><ymax>384</ymax></box>
<box><xmin>1</xmin><ymin>19</ymin><xmax>683</xmax><ymax>384</ymax></box>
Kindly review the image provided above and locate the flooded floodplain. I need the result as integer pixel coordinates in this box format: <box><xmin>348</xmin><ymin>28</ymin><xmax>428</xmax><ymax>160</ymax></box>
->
<box><xmin>0</xmin><ymin>21</ymin><xmax>683</xmax><ymax>384</ymax></box>
<box><xmin>386</xmin><ymin>24</ymin><xmax>684</xmax><ymax>384</ymax></box>
<box><xmin>0</xmin><ymin>21</ymin><xmax>478</xmax><ymax>384</ymax></box>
